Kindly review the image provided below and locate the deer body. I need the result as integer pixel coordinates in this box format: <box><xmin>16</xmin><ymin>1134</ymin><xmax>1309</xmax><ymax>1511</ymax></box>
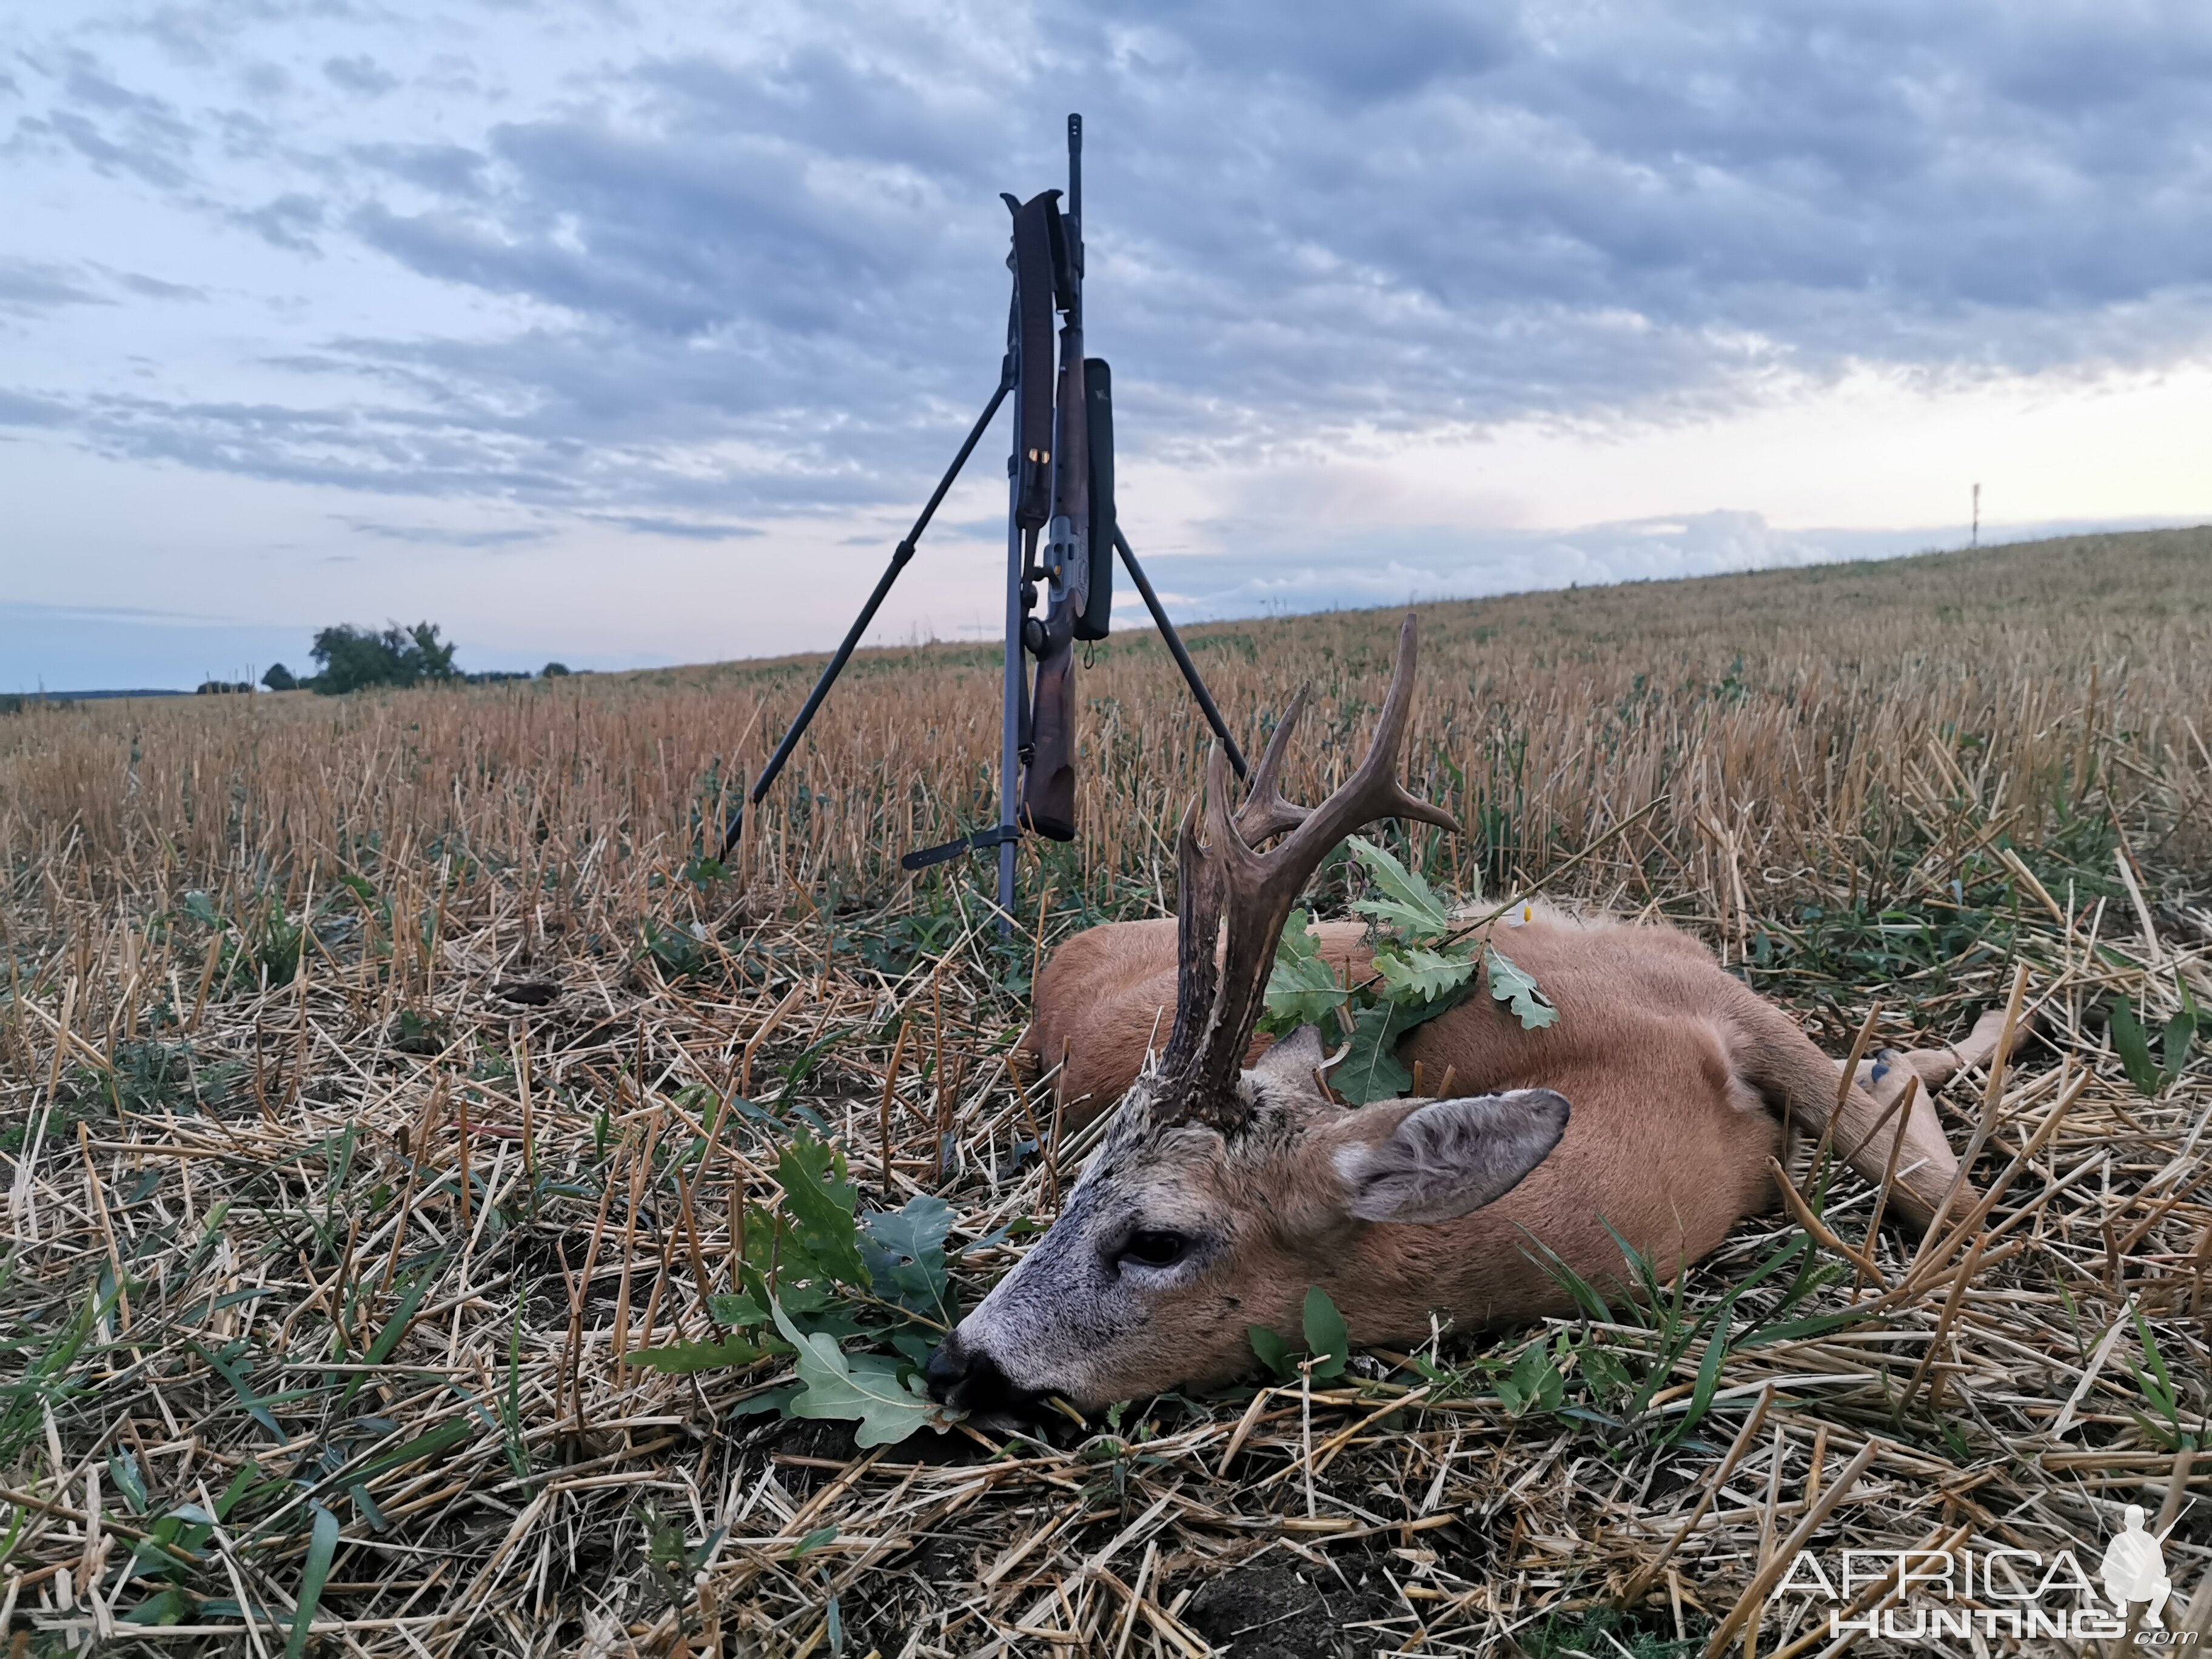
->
<box><xmin>928</xmin><ymin>618</ymin><xmax>1984</xmax><ymax>1416</ymax></box>
<box><xmin>998</xmin><ymin>909</ymin><xmax>1966</xmax><ymax>1381</ymax></box>
<box><xmin>1025</xmin><ymin>910</ymin><xmax>1772</xmax><ymax>1297</ymax></box>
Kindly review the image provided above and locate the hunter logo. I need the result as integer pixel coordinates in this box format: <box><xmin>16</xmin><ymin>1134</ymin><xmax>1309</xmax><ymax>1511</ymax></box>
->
<box><xmin>1776</xmin><ymin>1506</ymin><xmax>2187</xmax><ymax>1643</ymax></box>
<box><xmin>2105</xmin><ymin>1507</ymin><xmax>2176</xmax><ymax>1630</ymax></box>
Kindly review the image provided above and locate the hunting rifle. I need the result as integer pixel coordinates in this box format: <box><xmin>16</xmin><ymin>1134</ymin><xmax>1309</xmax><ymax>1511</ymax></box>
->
<box><xmin>720</xmin><ymin>114</ymin><xmax>1246</xmax><ymax>929</ymax></box>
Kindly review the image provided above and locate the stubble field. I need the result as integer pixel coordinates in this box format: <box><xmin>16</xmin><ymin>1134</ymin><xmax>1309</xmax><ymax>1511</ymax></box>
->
<box><xmin>2</xmin><ymin>525</ymin><xmax>2210</xmax><ymax>1657</ymax></box>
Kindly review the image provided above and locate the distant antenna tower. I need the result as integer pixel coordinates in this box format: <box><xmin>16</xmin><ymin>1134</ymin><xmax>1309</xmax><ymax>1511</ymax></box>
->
<box><xmin>1972</xmin><ymin>483</ymin><xmax>1980</xmax><ymax>549</ymax></box>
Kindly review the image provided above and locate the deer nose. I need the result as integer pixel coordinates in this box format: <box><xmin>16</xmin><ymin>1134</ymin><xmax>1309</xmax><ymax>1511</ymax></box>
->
<box><xmin>923</xmin><ymin>1336</ymin><xmax>1026</xmax><ymax>1416</ymax></box>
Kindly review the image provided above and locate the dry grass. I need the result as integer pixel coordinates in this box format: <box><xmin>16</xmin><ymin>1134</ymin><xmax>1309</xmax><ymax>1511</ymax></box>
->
<box><xmin>2</xmin><ymin>525</ymin><xmax>2210</xmax><ymax>1657</ymax></box>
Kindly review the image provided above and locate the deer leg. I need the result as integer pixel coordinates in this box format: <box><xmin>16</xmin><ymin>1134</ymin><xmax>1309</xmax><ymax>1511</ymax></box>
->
<box><xmin>1822</xmin><ymin>1007</ymin><xmax>2032</xmax><ymax>1225</ymax></box>
<box><xmin>1843</xmin><ymin>1007</ymin><xmax>2032</xmax><ymax>1098</ymax></box>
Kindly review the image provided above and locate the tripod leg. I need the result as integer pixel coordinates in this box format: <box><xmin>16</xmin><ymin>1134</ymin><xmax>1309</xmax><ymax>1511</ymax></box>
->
<box><xmin>720</xmin><ymin>379</ymin><xmax>1011</xmax><ymax>858</ymax></box>
<box><xmin>1114</xmin><ymin>528</ymin><xmax>1249</xmax><ymax>780</ymax></box>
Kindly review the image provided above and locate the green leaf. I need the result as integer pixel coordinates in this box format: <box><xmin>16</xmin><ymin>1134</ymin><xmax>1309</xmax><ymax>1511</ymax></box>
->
<box><xmin>122</xmin><ymin>1587</ymin><xmax>194</xmax><ymax>1626</ymax></box>
<box><xmin>1333</xmin><ymin>1000</ymin><xmax>1413</xmax><ymax>1105</ymax></box>
<box><xmin>779</xmin><ymin>1027</ymin><xmax>852</xmax><ymax>1095</ymax></box>
<box><xmin>186</xmin><ymin>1343</ymin><xmax>285</xmax><ymax>1439</ymax></box>
<box><xmin>1501</xmin><ymin>1342</ymin><xmax>1564</xmax><ymax>1417</ymax></box>
<box><xmin>890</xmin><ymin>1330</ymin><xmax>938</xmax><ymax>1367</ymax></box>
<box><xmin>2110</xmin><ymin>997</ymin><xmax>2163</xmax><ymax>1096</ymax></box>
<box><xmin>1483</xmin><ymin>945</ymin><xmax>1559</xmax><ymax>1031</ymax></box>
<box><xmin>759</xmin><ymin>1275</ymin><xmax>844</xmax><ymax>1319</ymax></box>
<box><xmin>708</xmin><ymin>1292</ymin><xmax>769</xmax><ymax>1328</ymax></box>
<box><xmin>2130</xmin><ymin>1305</ymin><xmax>2181</xmax><ymax>1418</ymax></box>
<box><xmin>284</xmin><ymin>1506</ymin><xmax>340</xmax><ymax>1659</ymax></box>
<box><xmin>109</xmin><ymin>1449</ymin><xmax>149</xmax><ymax>1512</ymax></box>
<box><xmin>179</xmin><ymin>1285</ymin><xmax>284</xmax><ymax>1324</ymax></box>
<box><xmin>1674</xmin><ymin>1301</ymin><xmax>1739</xmax><ymax>1441</ymax></box>
<box><xmin>775</xmin><ymin>1134</ymin><xmax>871</xmax><ymax>1289</ymax></box>
<box><xmin>1302</xmin><ymin>1287</ymin><xmax>1350</xmax><ymax>1381</ymax></box>
<box><xmin>1346</xmin><ymin>837</ymin><xmax>1453</xmax><ymax>940</ymax></box>
<box><xmin>789</xmin><ymin>1524</ymin><xmax>839</xmax><ymax>1560</ymax></box>
<box><xmin>628</xmin><ymin>1332</ymin><xmax>769</xmax><ymax>1375</ymax></box>
<box><xmin>1528</xmin><ymin>1235</ymin><xmax>1618</xmax><ymax>1326</ymax></box>
<box><xmin>1580</xmin><ymin>1347</ymin><xmax>1635</xmax><ymax>1406</ymax></box>
<box><xmin>769</xmin><ymin>1299</ymin><xmax>956</xmax><ymax>1447</ymax></box>
<box><xmin>213</xmin><ymin>1464</ymin><xmax>258</xmax><ymax>1523</ymax></box>
<box><xmin>344</xmin><ymin>1420</ymin><xmax>472</xmax><ymax>1488</ymax></box>
<box><xmin>347</xmin><ymin>1484</ymin><xmax>385</xmax><ymax>1532</ymax></box>
<box><xmin>732</xmin><ymin>1384</ymin><xmax>801</xmax><ymax>1419</ymax></box>
<box><xmin>1735</xmin><ymin>1308</ymin><xmax>1879</xmax><ymax>1348</ymax></box>
<box><xmin>1247</xmin><ymin>1324</ymin><xmax>1297</xmax><ymax>1381</ymax></box>
<box><xmin>1262</xmin><ymin>911</ymin><xmax>1349</xmax><ymax>1033</ymax></box>
<box><xmin>2161</xmin><ymin>981</ymin><xmax>2199</xmax><ymax>1090</ymax></box>
<box><xmin>1371</xmin><ymin>945</ymin><xmax>1476</xmax><ymax>1004</ymax></box>
<box><xmin>340</xmin><ymin>1262</ymin><xmax>439</xmax><ymax>1406</ymax></box>
<box><xmin>862</xmin><ymin>1193</ymin><xmax>952</xmax><ymax>1262</ymax></box>
<box><xmin>860</xmin><ymin>1195</ymin><xmax>958</xmax><ymax>1326</ymax></box>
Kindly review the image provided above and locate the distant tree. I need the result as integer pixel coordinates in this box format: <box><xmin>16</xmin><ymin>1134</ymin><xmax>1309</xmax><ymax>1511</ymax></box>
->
<box><xmin>409</xmin><ymin>622</ymin><xmax>458</xmax><ymax>680</ymax></box>
<box><xmin>541</xmin><ymin>661</ymin><xmax>571</xmax><ymax>677</ymax></box>
<box><xmin>263</xmin><ymin>663</ymin><xmax>298</xmax><ymax>691</ymax></box>
<box><xmin>308</xmin><ymin>622</ymin><xmax>460</xmax><ymax>694</ymax></box>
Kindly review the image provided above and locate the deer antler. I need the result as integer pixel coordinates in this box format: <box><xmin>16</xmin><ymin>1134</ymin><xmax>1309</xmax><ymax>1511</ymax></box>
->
<box><xmin>1231</xmin><ymin>683</ymin><xmax>1312</xmax><ymax>846</ymax></box>
<box><xmin>1155</xmin><ymin>615</ymin><xmax>1461</xmax><ymax>1130</ymax></box>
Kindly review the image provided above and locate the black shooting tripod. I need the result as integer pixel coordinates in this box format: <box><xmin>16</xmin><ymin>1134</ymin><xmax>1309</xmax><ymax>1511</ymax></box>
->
<box><xmin>719</xmin><ymin>115</ymin><xmax>1246</xmax><ymax>928</ymax></box>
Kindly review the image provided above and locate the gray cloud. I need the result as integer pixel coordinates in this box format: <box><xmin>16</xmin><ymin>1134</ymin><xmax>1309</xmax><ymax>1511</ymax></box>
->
<box><xmin>344</xmin><ymin>518</ymin><xmax>551</xmax><ymax>548</ymax></box>
<box><xmin>0</xmin><ymin>258</ymin><xmax>107</xmax><ymax>311</ymax></box>
<box><xmin>45</xmin><ymin>50</ymin><xmax>198</xmax><ymax>187</ymax></box>
<box><xmin>108</xmin><ymin>269</ymin><xmax>207</xmax><ymax>301</ymax></box>
<box><xmin>6</xmin><ymin>4</ymin><xmax>2212</xmax><ymax>543</ymax></box>
<box><xmin>587</xmin><ymin>514</ymin><xmax>765</xmax><ymax>541</ymax></box>
<box><xmin>240</xmin><ymin>61</ymin><xmax>289</xmax><ymax>101</ymax></box>
<box><xmin>232</xmin><ymin>192</ymin><xmax>324</xmax><ymax>252</ymax></box>
<box><xmin>352</xmin><ymin>141</ymin><xmax>488</xmax><ymax>198</ymax></box>
<box><xmin>302</xmin><ymin>7</ymin><xmax>2212</xmax><ymax>478</ymax></box>
<box><xmin>0</xmin><ymin>388</ymin><xmax>68</xmax><ymax>426</ymax></box>
<box><xmin>42</xmin><ymin>108</ymin><xmax>192</xmax><ymax>189</ymax></box>
<box><xmin>323</xmin><ymin>54</ymin><xmax>398</xmax><ymax>98</ymax></box>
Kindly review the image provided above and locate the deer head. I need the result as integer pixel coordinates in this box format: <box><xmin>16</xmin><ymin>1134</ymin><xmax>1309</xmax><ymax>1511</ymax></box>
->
<box><xmin>925</xmin><ymin>615</ymin><xmax>1570</xmax><ymax>1413</ymax></box>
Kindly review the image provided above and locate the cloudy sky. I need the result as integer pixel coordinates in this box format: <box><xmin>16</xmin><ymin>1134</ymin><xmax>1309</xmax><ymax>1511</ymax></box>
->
<box><xmin>5</xmin><ymin>2</ymin><xmax>2211</xmax><ymax>689</ymax></box>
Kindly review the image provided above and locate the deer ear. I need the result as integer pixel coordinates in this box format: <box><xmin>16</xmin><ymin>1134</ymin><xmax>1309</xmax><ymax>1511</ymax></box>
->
<box><xmin>1332</xmin><ymin>1089</ymin><xmax>1569</xmax><ymax>1225</ymax></box>
<box><xmin>1249</xmin><ymin>1024</ymin><xmax>1329</xmax><ymax>1094</ymax></box>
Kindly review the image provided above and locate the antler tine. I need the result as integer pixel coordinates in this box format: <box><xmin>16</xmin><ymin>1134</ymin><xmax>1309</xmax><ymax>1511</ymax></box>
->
<box><xmin>1159</xmin><ymin>614</ymin><xmax>1461</xmax><ymax>1120</ymax></box>
<box><xmin>1262</xmin><ymin>615</ymin><xmax>1460</xmax><ymax>879</ymax></box>
<box><xmin>1232</xmin><ymin>683</ymin><xmax>1312</xmax><ymax>846</ymax></box>
<box><xmin>1156</xmin><ymin>785</ymin><xmax>1224</xmax><ymax>1081</ymax></box>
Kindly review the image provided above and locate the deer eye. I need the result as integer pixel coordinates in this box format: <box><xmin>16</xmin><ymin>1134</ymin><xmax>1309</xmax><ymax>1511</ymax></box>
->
<box><xmin>1120</xmin><ymin>1230</ymin><xmax>1188</xmax><ymax>1269</ymax></box>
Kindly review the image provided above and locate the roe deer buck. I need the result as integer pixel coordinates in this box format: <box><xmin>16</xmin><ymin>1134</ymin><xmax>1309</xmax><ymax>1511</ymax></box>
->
<box><xmin>928</xmin><ymin>614</ymin><xmax>2010</xmax><ymax>1415</ymax></box>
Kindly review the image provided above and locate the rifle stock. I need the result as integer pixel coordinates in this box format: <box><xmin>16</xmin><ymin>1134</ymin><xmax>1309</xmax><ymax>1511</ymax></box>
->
<box><xmin>1023</xmin><ymin>615</ymin><xmax>1078</xmax><ymax>840</ymax></box>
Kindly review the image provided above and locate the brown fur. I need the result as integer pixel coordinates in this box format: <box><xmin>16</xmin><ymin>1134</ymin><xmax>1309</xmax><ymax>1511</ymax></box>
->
<box><xmin>922</xmin><ymin>908</ymin><xmax>2012</xmax><ymax>1407</ymax></box>
<box><xmin>1028</xmin><ymin>907</ymin><xmax>1968</xmax><ymax>1236</ymax></box>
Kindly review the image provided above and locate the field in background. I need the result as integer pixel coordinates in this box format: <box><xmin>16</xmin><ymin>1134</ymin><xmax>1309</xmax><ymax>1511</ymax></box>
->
<box><xmin>2</xmin><ymin>526</ymin><xmax>2210</xmax><ymax>1655</ymax></box>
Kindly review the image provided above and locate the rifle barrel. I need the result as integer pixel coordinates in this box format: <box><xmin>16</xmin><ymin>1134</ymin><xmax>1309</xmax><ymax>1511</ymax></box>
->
<box><xmin>1068</xmin><ymin>113</ymin><xmax>1082</xmax><ymax>227</ymax></box>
